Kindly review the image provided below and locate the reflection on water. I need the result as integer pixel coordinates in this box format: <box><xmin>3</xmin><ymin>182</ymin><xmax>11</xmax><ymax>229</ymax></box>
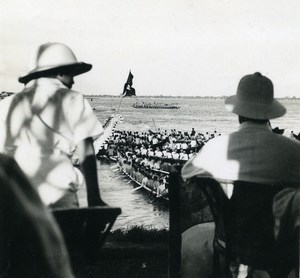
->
<box><xmin>78</xmin><ymin>162</ymin><xmax>169</xmax><ymax>231</ymax></box>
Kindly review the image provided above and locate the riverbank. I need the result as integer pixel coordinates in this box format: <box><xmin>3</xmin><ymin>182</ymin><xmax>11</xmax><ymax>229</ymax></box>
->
<box><xmin>74</xmin><ymin>227</ymin><xmax>169</xmax><ymax>278</ymax></box>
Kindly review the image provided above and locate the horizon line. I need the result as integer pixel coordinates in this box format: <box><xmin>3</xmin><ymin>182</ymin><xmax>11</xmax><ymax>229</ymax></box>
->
<box><xmin>84</xmin><ymin>94</ymin><xmax>299</xmax><ymax>100</ymax></box>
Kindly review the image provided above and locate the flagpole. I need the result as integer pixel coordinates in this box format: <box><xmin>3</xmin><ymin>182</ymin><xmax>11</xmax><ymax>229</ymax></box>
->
<box><xmin>116</xmin><ymin>96</ymin><xmax>123</xmax><ymax>114</ymax></box>
<box><xmin>117</xmin><ymin>70</ymin><xmax>133</xmax><ymax>114</ymax></box>
<box><xmin>152</xmin><ymin>118</ymin><xmax>158</xmax><ymax>132</ymax></box>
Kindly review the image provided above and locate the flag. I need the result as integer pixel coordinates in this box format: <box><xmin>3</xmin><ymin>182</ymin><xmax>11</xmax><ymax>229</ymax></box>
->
<box><xmin>126</xmin><ymin>71</ymin><xmax>134</xmax><ymax>86</ymax></box>
<box><xmin>121</xmin><ymin>71</ymin><xmax>136</xmax><ymax>97</ymax></box>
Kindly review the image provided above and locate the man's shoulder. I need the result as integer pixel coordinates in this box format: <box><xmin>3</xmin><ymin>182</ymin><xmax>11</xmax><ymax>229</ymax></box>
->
<box><xmin>252</xmin><ymin>128</ymin><xmax>300</xmax><ymax>147</ymax></box>
<box><xmin>59</xmin><ymin>89</ymin><xmax>86</xmax><ymax>106</ymax></box>
<box><xmin>202</xmin><ymin>134</ymin><xmax>230</xmax><ymax>149</ymax></box>
<box><xmin>274</xmin><ymin>133</ymin><xmax>300</xmax><ymax>150</ymax></box>
<box><xmin>59</xmin><ymin>88</ymin><xmax>82</xmax><ymax>97</ymax></box>
<box><xmin>189</xmin><ymin>135</ymin><xmax>231</xmax><ymax>163</ymax></box>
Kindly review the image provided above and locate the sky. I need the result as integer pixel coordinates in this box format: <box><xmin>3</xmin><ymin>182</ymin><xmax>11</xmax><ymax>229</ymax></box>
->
<box><xmin>1</xmin><ymin>0</ymin><xmax>300</xmax><ymax>97</ymax></box>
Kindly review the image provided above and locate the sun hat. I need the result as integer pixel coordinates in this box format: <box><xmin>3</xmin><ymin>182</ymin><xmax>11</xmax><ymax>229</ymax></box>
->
<box><xmin>19</xmin><ymin>42</ymin><xmax>92</xmax><ymax>84</ymax></box>
<box><xmin>225</xmin><ymin>72</ymin><xmax>286</xmax><ymax>119</ymax></box>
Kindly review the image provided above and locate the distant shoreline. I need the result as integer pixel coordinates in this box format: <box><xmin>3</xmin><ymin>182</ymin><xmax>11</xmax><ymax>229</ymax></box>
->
<box><xmin>85</xmin><ymin>94</ymin><xmax>299</xmax><ymax>100</ymax></box>
<box><xmin>1</xmin><ymin>92</ymin><xmax>298</xmax><ymax>101</ymax></box>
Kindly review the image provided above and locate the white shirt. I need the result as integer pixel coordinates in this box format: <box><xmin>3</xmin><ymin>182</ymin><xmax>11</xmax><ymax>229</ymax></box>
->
<box><xmin>180</xmin><ymin>153</ymin><xmax>189</xmax><ymax>161</ymax></box>
<box><xmin>140</xmin><ymin>147</ymin><xmax>148</xmax><ymax>155</ymax></box>
<box><xmin>166</xmin><ymin>152</ymin><xmax>173</xmax><ymax>159</ymax></box>
<box><xmin>173</xmin><ymin>152</ymin><xmax>180</xmax><ymax>159</ymax></box>
<box><xmin>0</xmin><ymin>78</ymin><xmax>103</xmax><ymax>205</ymax></box>
<box><xmin>155</xmin><ymin>150</ymin><xmax>163</xmax><ymax>157</ymax></box>
<box><xmin>148</xmin><ymin>150</ymin><xmax>154</xmax><ymax>156</ymax></box>
<box><xmin>152</xmin><ymin>138</ymin><xmax>158</xmax><ymax>144</ymax></box>
<box><xmin>190</xmin><ymin>140</ymin><xmax>197</xmax><ymax>148</ymax></box>
<box><xmin>181</xmin><ymin>142</ymin><xmax>188</xmax><ymax>150</ymax></box>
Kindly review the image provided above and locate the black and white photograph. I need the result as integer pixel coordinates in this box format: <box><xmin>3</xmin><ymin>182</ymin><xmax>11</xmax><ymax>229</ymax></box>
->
<box><xmin>0</xmin><ymin>1</ymin><xmax>299</xmax><ymax>277</ymax></box>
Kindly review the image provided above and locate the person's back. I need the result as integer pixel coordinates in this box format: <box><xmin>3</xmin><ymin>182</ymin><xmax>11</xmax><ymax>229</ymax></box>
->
<box><xmin>0</xmin><ymin>81</ymin><xmax>96</xmax><ymax>202</ymax></box>
<box><xmin>141</xmin><ymin>175</ymin><xmax>148</xmax><ymax>186</ymax></box>
<box><xmin>135</xmin><ymin>170</ymin><xmax>143</xmax><ymax>183</ymax></box>
<box><xmin>182</xmin><ymin>73</ymin><xmax>300</xmax><ymax>187</ymax></box>
<box><xmin>184</xmin><ymin>121</ymin><xmax>300</xmax><ymax>186</ymax></box>
<box><xmin>0</xmin><ymin>43</ymin><xmax>104</xmax><ymax>208</ymax></box>
<box><xmin>181</xmin><ymin>72</ymin><xmax>300</xmax><ymax>277</ymax></box>
<box><xmin>146</xmin><ymin>177</ymin><xmax>154</xmax><ymax>190</ymax></box>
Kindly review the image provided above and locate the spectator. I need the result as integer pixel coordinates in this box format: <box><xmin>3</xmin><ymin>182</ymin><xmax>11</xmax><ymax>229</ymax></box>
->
<box><xmin>0</xmin><ymin>43</ymin><xmax>104</xmax><ymax>208</ymax></box>
<box><xmin>182</xmin><ymin>72</ymin><xmax>300</xmax><ymax>277</ymax></box>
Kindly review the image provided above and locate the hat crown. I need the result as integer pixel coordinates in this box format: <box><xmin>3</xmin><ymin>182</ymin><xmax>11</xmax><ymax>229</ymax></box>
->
<box><xmin>33</xmin><ymin>43</ymin><xmax>78</xmax><ymax>70</ymax></box>
<box><xmin>237</xmin><ymin>72</ymin><xmax>274</xmax><ymax>104</ymax></box>
<box><xmin>19</xmin><ymin>42</ymin><xmax>92</xmax><ymax>84</ymax></box>
<box><xmin>224</xmin><ymin>72</ymin><xmax>286</xmax><ymax>119</ymax></box>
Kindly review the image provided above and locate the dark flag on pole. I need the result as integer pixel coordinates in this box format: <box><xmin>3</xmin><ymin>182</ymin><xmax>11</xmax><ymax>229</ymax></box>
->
<box><xmin>122</xmin><ymin>71</ymin><xmax>136</xmax><ymax>97</ymax></box>
<box><xmin>126</xmin><ymin>71</ymin><xmax>134</xmax><ymax>86</ymax></box>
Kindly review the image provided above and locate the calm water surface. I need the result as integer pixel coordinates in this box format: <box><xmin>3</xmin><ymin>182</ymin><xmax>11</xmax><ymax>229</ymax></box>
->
<box><xmin>80</xmin><ymin>97</ymin><xmax>299</xmax><ymax>230</ymax></box>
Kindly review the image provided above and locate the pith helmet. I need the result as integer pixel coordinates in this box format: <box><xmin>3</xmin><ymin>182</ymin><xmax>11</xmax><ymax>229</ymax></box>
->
<box><xmin>19</xmin><ymin>42</ymin><xmax>92</xmax><ymax>84</ymax></box>
<box><xmin>225</xmin><ymin>72</ymin><xmax>286</xmax><ymax>120</ymax></box>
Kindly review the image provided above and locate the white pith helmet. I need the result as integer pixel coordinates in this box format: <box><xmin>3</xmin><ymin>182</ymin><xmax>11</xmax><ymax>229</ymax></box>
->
<box><xmin>19</xmin><ymin>42</ymin><xmax>92</xmax><ymax>84</ymax></box>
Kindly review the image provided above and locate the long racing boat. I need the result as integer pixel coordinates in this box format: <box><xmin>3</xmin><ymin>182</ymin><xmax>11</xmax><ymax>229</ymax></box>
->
<box><xmin>109</xmin><ymin>157</ymin><xmax>169</xmax><ymax>203</ymax></box>
<box><xmin>132</xmin><ymin>101</ymin><xmax>180</xmax><ymax>109</ymax></box>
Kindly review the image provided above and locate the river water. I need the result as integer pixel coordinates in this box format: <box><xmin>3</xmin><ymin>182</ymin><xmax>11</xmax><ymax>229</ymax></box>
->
<box><xmin>78</xmin><ymin>162</ymin><xmax>169</xmax><ymax>231</ymax></box>
<box><xmin>79</xmin><ymin>97</ymin><xmax>299</xmax><ymax>231</ymax></box>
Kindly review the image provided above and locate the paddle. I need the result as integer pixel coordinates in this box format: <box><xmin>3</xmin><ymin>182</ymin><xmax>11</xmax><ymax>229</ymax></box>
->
<box><xmin>150</xmin><ymin>189</ymin><xmax>168</xmax><ymax>204</ymax></box>
<box><xmin>131</xmin><ymin>185</ymin><xmax>143</xmax><ymax>192</ymax></box>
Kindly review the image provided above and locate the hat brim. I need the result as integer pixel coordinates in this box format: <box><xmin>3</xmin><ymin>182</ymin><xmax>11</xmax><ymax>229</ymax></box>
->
<box><xmin>225</xmin><ymin>95</ymin><xmax>286</xmax><ymax>120</ymax></box>
<box><xmin>19</xmin><ymin>62</ymin><xmax>92</xmax><ymax>84</ymax></box>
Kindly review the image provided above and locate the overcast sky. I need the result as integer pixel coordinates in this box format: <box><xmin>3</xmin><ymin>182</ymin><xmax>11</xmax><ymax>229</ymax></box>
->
<box><xmin>1</xmin><ymin>0</ymin><xmax>300</xmax><ymax>97</ymax></box>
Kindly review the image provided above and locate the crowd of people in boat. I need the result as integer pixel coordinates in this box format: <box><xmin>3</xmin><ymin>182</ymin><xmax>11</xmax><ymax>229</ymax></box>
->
<box><xmin>96</xmin><ymin>128</ymin><xmax>222</xmax><ymax>198</ymax></box>
<box><xmin>97</xmin><ymin>128</ymin><xmax>221</xmax><ymax>165</ymax></box>
<box><xmin>118</xmin><ymin>155</ymin><xmax>169</xmax><ymax>198</ymax></box>
<box><xmin>132</xmin><ymin>101</ymin><xmax>180</xmax><ymax>109</ymax></box>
